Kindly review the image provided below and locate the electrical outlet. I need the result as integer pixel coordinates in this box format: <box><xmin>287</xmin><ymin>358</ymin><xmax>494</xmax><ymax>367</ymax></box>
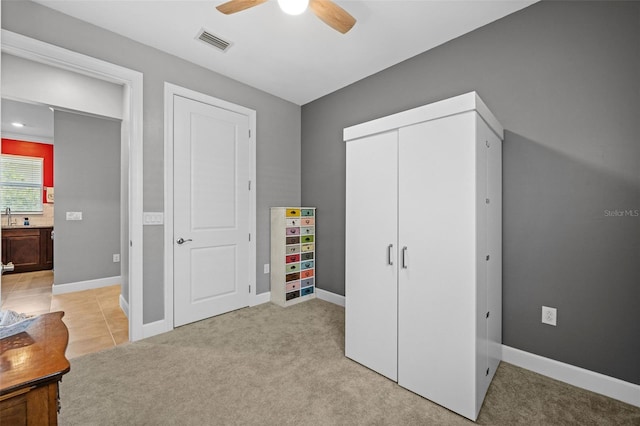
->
<box><xmin>113</xmin><ymin>254</ymin><xmax>120</xmax><ymax>263</ymax></box>
<box><xmin>264</xmin><ymin>264</ymin><xmax>270</xmax><ymax>274</ymax></box>
<box><xmin>542</xmin><ymin>306</ymin><xmax>557</xmax><ymax>326</ymax></box>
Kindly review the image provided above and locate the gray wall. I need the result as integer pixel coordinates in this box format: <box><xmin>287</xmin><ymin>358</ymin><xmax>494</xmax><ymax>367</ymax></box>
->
<box><xmin>53</xmin><ymin>110</ymin><xmax>121</xmax><ymax>285</ymax></box>
<box><xmin>301</xmin><ymin>1</ymin><xmax>639</xmax><ymax>385</ymax></box>
<box><xmin>2</xmin><ymin>1</ymin><xmax>301</xmax><ymax>323</ymax></box>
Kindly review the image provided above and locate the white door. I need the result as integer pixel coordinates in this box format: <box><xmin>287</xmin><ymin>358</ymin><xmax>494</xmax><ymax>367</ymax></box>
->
<box><xmin>345</xmin><ymin>130</ymin><xmax>399</xmax><ymax>381</ymax></box>
<box><xmin>397</xmin><ymin>113</ymin><xmax>478</xmax><ymax>418</ymax></box>
<box><xmin>173</xmin><ymin>95</ymin><xmax>250</xmax><ymax>327</ymax></box>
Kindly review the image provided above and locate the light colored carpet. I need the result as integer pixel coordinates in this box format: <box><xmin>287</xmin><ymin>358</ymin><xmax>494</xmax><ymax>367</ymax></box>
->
<box><xmin>60</xmin><ymin>299</ymin><xmax>639</xmax><ymax>425</ymax></box>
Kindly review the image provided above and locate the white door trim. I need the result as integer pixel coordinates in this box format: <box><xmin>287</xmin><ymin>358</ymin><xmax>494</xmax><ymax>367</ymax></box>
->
<box><xmin>1</xmin><ymin>30</ymin><xmax>145</xmax><ymax>341</ymax></box>
<box><xmin>164</xmin><ymin>83</ymin><xmax>257</xmax><ymax>332</ymax></box>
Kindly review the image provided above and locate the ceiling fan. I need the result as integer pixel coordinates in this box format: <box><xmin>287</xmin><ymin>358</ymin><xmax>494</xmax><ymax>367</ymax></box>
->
<box><xmin>216</xmin><ymin>0</ymin><xmax>356</xmax><ymax>34</ymax></box>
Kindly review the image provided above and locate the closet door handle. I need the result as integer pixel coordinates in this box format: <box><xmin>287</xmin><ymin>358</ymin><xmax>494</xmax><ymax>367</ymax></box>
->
<box><xmin>402</xmin><ymin>246</ymin><xmax>408</xmax><ymax>269</ymax></box>
<box><xmin>387</xmin><ymin>244</ymin><xmax>393</xmax><ymax>265</ymax></box>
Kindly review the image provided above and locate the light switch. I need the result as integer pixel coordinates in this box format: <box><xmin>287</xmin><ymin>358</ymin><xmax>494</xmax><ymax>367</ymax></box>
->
<box><xmin>143</xmin><ymin>212</ymin><xmax>164</xmax><ymax>225</ymax></box>
<box><xmin>66</xmin><ymin>212</ymin><xmax>82</xmax><ymax>221</ymax></box>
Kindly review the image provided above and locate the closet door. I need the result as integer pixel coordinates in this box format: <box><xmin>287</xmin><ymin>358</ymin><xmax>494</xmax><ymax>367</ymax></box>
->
<box><xmin>397</xmin><ymin>112</ymin><xmax>478</xmax><ymax>419</ymax></box>
<box><xmin>345</xmin><ymin>130</ymin><xmax>399</xmax><ymax>381</ymax></box>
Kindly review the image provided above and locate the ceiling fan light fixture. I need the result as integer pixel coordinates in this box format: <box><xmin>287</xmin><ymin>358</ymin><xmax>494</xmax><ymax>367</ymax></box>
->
<box><xmin>277</xmin><ymin>0</ymin><xmax>309</xmax><ymax>16</ymax></box>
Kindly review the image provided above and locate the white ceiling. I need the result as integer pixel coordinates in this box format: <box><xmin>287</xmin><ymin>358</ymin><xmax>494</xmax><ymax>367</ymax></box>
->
<box><xmin>1</xmin><ymin>99</ymin><xmax>54</xmax><ymax>144</ymax></box>
<box><xmin>32</xmin><ymin>0</ymin><xmax>536</xmax><ymax>105</ymax></box>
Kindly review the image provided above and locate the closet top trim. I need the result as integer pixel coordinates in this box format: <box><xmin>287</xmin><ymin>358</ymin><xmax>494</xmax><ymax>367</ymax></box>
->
<box><xmin>343</xmin><ymin>91</ymin><xmax>504</xmax><ymax>142</ymax></box>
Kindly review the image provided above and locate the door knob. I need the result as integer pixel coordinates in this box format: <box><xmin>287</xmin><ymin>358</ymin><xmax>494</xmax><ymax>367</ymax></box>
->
<box><xmin>176</xmin><ymin>238</ymin><xmax>193</xmax><ymax>245</ymax></box>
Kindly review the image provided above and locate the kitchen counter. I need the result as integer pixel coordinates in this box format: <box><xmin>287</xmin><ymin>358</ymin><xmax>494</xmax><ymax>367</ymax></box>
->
<box><xmin>2</xmin><ymin>225</ymin><xmax>54</xmax><ymax>230</ymax></box>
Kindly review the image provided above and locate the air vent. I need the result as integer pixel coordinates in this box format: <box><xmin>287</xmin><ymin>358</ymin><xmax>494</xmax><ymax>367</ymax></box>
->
<box><xmin>197</xmin><ymin>29</ymin><xmax>231</xmax><ymax>52</ymax></box>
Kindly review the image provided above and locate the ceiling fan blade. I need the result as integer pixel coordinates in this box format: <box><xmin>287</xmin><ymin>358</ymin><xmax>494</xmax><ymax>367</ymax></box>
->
<box><xmin>309</xmin><ymin>0</ymin><xmax>356</xmax><ymax>34</ymax></box>
<box><xmin>216</xmin><ymin>0</ymin><xmax>268</xmax><ymax>15</ymax></box>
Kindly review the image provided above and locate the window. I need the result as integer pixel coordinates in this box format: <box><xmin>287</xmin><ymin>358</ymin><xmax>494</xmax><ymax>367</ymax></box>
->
<box><xmin>0</xmin><ymin>154</ymin><xmax>44</xmax><ymax>213</ymax></box>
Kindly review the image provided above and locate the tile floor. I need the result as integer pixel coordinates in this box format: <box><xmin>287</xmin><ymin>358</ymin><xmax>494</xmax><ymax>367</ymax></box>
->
<box><xmin>1</xmin><ymin>270</ymin><xmax>129</xmax><ymax>359</ymax></box>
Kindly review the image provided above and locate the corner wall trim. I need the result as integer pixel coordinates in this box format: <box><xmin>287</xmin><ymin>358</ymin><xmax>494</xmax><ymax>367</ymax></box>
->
<box><xmin>316</xmin><ymin>288</ymin><xmax>345</xmax><ymax>307</ymax></box>
<box><xmin>119</xmin><ymin>294</ymin><xmax>130</xmax><ymax>317</ymax></box>
<box><xmin>502</xmin><ymin>345</ymin><xmax>640</xmax><ymax>408</ymax></box>
<box><xmin>52</xmin><ymin>276</ymin><xmax>121</xmax><ymax>295</ymax></box>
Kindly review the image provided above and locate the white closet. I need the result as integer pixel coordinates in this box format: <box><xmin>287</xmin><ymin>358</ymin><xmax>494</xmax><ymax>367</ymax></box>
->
<box><xmin>344</xmin><ymin>92</ymin><xmax>503</xmax><ymax>421</ymax></box>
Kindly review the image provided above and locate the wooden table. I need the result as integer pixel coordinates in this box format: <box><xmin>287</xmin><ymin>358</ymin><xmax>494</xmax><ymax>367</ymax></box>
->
<box><xmin>0</xmin><ymin>312</ymin><xmax>70</xmax><ymax>425</ymax></box>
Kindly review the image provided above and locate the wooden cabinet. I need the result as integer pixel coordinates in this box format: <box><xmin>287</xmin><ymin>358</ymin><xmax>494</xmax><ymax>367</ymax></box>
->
<box><xmin>271</xmin><ymin>207</ymin><xmax>316</xmax><ymax>306</ymax></box>
<box><xmin>344</xmin><ymin>92</ymin><xmax>503</xmax><ymax>421</ymax></box>
<box><xmin>43</xmin><ymin>228</ymin><xmax>54</xmax><ymax>269</ymax></box>
<box><xmin>0</xmin><ymin>312</ymin><xmax>70</xmax><ymax>425</ymax></box>
<box><xmin>1</xmin><ymin>227</ymin><xmax>54</xmax><ymax>273</ymax></box>
<box><xmin>0</xmin><ymin>380</ymin><xmax>58</xmax><ymax>425</ymax></box>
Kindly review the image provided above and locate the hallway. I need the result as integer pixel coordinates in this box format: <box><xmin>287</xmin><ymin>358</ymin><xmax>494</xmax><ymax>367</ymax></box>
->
<box><xmin>1</xmin><ymin>270</ymin><xmax>129</xmax><ymax>358</ymax></box>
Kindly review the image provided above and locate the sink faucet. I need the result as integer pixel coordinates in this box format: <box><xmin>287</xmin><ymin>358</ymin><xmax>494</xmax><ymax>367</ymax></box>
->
<box><xmin>5</xmin><ymin>207</ymin><xmax>11</xmax><ymax>227</ymax></box>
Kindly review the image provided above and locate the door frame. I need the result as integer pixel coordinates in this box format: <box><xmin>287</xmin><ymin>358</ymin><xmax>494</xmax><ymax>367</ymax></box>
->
<box><xmin>163</xmin><ymin>83</ymin><xmax>257</xmax><ymax>332</ymax></box>
<box><xmin>1</xmin><ymin>30</ymin><xmax>145</xmax><ymax>341</ymax></box>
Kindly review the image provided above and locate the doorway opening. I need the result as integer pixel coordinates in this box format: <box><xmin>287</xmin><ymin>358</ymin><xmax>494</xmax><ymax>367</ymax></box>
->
<box><xmin>1</xmin><ymin>29</ymin><xmax>144</xmax><ymax>340</ymax></box>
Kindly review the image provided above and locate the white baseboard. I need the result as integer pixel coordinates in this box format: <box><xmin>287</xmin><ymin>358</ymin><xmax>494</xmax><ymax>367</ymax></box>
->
<box><xmin>502</xmin><ymin>345</ymin><xmax>640</xmax><ymax>408</ymax></box>
<box><xmin>52</xmin><ymin>276</ymin><xmax>121</xmax><ymax>295</ymax></box>
<box><xmin>252</xmin><ymin>291</ymin><xmax>271</xmax><ymax>306</ymax></box>
<box><xmin>250</xmin><ymin>289</ymin><xmax>345</xmax><ymax>307</ymax></box>
<box><xmin>119</xmin><ymin>294</ymin><xmax>129</xmax><ymax>317</ymax></box>
<box><xmin>140</xmin><ymin>292</ymin><xmax>272</xmax><ymax>341</ymax></box>
<box><xmin>316</xmin><ymin>288</ymin><xmax>345</xmax><ymax>307</ymax></box>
